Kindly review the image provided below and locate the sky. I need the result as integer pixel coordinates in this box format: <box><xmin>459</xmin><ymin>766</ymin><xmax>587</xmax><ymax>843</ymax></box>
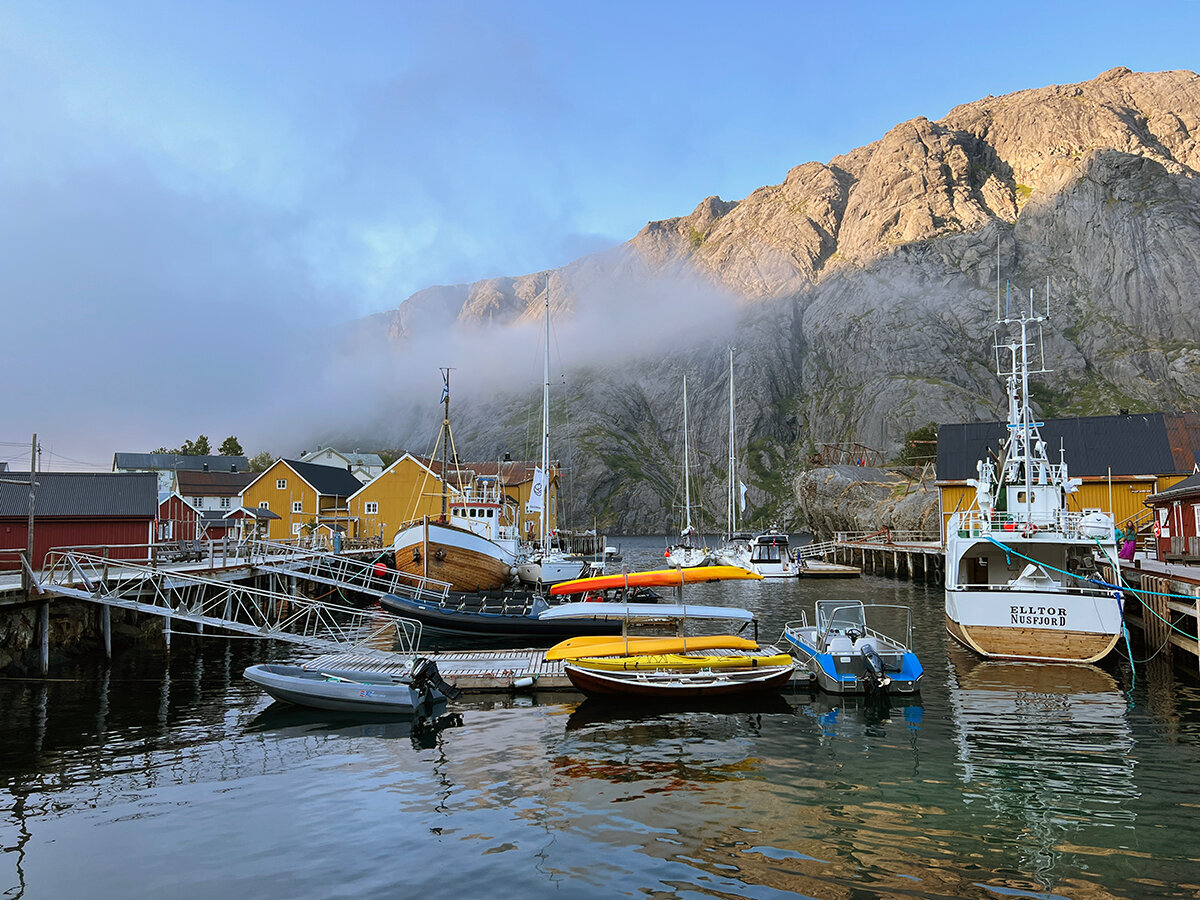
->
<box><xmin>2</xmin><ymin>0</ymin><xmax>1198</xmax><ymax>470</ymax></box>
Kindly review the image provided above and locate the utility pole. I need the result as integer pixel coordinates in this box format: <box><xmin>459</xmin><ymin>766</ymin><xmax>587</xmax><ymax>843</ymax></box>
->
<box><xmin>27</xmin><ymin>433</ymin><xmax>36</xmax><ymax>600</ymax></box>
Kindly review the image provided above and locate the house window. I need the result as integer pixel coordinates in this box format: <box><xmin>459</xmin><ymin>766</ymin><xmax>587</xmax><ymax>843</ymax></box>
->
<box><xmin>292</xmin><ymin>501</ymin><xmax>303</xmax><ymax>513</ymax></box>
<box><xmin>220</xmin><ymin>497</ymin><xmax>231</xmax><ymax>509</ymax></box>
<box><xmin>292</xmin><ymin>523</ymin><xmax>303</xmax><ymax>535</ymax></box>
<box><xmin>276</xmin><ymin>478</ymin><xmax>287</xmax><ymax>490</ymax></box>
<box><xmin>192</xmin><ymin>497</ymin><xmax>203</xmax><ymax>508</ymax></box>
<box><xmin>365</xmin><ymin>501</ymin><xmax>379</xmax><ymax>515</ymax></box>
<box><xmin>258</xmin><ymin>501</ymin><xmax>269</xmax><ymax>509</ymax></box>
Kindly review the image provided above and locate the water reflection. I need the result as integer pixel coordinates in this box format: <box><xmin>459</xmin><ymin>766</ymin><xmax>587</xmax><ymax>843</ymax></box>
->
<box><xmin>246</xmin><ymin>701</ymin><xmax>463</xmax><ymax>748</ymax></box>
<box><xmin>947</xmin><ymin>647</ymin><xmax>1138</xmax><ymax>888</ymax></box>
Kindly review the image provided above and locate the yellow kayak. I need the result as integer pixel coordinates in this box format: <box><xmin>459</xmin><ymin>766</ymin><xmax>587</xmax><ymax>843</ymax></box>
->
<box><xmin>545</xmin><ymin>634</ymin><xmax>760</xmax><ymax>661</ymax></box>
<box><xmin>550</xmin><ymin>565</ymin><xmax>761</xmax><ymax>596</ymax></box>
<box><xmin>571</xmin><ymin>652</ymin><xmax>794</xmax><ymax>672</ymax></box>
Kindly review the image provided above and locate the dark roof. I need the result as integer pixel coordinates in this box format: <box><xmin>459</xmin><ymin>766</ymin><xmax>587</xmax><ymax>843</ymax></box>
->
<box><xmin>937</xmin><ymin>413</ymin><xmax>1189</xmax><ymax>481</ymax></box>
<box><xmin>224</xmin><ymin>506</ymin><xmax>281</xmax><ymax>520</ymax></box>
<box><xmin>176</xmin><ymin>470</ymin><xmax>256</xmax><ymax>496</ymax></box>
<box><xmin>285</xmin><ymin>459</ymin><xmax>364</xmax><ymax>497</ymax></box>
<box><xmin>0</xmin><ymin>472</ymin><xmax>158</xmax><ymax>517</ymax></box>
<box><xmin>113</xmin><ymin>453</ymin><xmax>250</xmax><ymax>472</ymax></box>
<box><xmin>1148</xmin><ymin>472</ymin><xmax>1200</xmax><ymax>503</ymax></box>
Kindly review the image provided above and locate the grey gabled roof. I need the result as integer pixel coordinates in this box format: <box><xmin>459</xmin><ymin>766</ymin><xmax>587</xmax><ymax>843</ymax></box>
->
<box><xmin>937</xmin><ymin>413</ymin><xmax>1182</xmax><ymax>481</ymax></box>
<box><xmin>284</xmin><ymin>459</ymin><xmax>364</xmax><ymax>497</ymax></box>
<box><xmin>0</xmin><ymin>472</ymin><xmax>158</xmax><ymax>517</ymax></box>
<box><xmin>113</xmin><ymin>453</ymin><xmax>250</xmax><ymax>472</ymax></box>
<box><xmin>1148</xmin><ymin>472</ymin><xmax>1200</xmax><ymax>503</ymax></box>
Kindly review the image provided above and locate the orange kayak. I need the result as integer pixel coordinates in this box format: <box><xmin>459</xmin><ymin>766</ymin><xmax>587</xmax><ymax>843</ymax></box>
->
<box><xmin>549</xmin><ymin>565</ymin><xmax>761</xmax><ymax>596</ymax></box>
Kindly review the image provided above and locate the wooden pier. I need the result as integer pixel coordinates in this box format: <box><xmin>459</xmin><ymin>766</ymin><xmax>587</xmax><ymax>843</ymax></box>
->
<box><xmin>831</xmin><ymin>531</ymin><xmax>945</xmax><ymax>583</ymax></box>
<box><xmin>1099</xmin><ymin>557</ymin><xmax>1200</xmax><ymax>674</ymax></box>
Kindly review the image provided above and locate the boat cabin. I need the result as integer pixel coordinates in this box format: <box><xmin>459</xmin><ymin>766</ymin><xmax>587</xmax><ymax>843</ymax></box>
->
<box><xmin>750</xmin><ymin>532</ymin><xmax>790</xmax><ymax>565</ymax></box>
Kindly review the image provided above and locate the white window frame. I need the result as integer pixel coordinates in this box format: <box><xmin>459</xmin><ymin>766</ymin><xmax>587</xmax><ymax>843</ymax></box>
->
<box><xmin>258</xmin><ymin>501</ymin><xmax>269</xmax><ymax>509</ymax></box>
<box><xmin>292</xmin><ymin>523</ymin><xmax>303</xmax><ymax>535</ymax></box>
<box><xmin>276</xmin><ymin>478</ymin><xmax>287</xmax><ymax>490</ymax></box>
<box><xmin>220</xmin><ymin>497</ymin><xmax>231</xmax><ymax>509</ymax></box>
<box><xmin>292</xmin><ymin>501</ymin><xmax>303</xmax><ymax>513</ymax></box>
<box><xmin>364</xmin><ymin>501</ymin><xmax>379</xmax><ymax>515</ymax></box>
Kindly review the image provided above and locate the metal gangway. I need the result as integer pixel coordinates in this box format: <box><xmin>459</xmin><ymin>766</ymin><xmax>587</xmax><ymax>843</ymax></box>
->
<box><xmin>796</xmin><ymin>539</ymin><xmax>838</xmax><ymax>560</ymax></box>
<box><xmin>40</xmin><ymin>548</ymin><xmax>425</xmax><ymax>659</ymax></box>
<box><xmin>248</xmin><ymin>541</ymin><xmax>452</xmax><ymax>606</ymax></box>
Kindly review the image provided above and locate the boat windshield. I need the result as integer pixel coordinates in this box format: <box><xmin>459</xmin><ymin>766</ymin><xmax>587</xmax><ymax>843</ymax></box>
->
<box><xmin>815</xmin><ymin>600</ymin><xmax>866</xmax><ymax>636</ymax></box>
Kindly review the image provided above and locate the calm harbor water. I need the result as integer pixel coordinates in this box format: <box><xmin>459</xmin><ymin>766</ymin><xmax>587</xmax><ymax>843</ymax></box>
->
<box><xmin>3</xmin><ymin>536</ymin><xmax>1200</xmax><ymax>899</ymax></box>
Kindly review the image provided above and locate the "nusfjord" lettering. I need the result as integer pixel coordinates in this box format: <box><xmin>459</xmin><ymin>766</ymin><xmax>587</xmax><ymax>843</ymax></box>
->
<box><xmin>1011</xmin><ymin>605</ymin><xmax>1067</xmax><ymax>626</ymax></box>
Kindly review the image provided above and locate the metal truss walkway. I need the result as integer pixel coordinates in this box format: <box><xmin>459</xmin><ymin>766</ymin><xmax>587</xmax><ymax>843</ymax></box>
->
<box><xmin>41</xmin><ymin>548</ymin><xmax>425</xmax><ymax>659</ymax></box>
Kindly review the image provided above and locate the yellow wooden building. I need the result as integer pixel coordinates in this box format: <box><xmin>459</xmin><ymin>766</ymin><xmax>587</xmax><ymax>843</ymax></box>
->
<box><xmin>936</xmin><ymin>412</ymin><xmax>1200</xmax><ymax>542</ymax></box>
<box><xmin>348</xmin><ymin>455</ymin><xmax>560</xmax><ymax>546</ymax></box>
<box><xmin>239</xmin><ymin>459</ymin><xmax>364</xmax><ymax>542</ymax></box>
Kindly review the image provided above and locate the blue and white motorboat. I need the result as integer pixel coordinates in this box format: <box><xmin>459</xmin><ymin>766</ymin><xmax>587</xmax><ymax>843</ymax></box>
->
<box><xmin>783</xmin><ymin>599</ymin><xmax>923</xmax><ymax>694</ymax></box>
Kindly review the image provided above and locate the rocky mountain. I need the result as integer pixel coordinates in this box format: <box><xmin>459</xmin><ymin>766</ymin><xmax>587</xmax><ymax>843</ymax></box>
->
<box><xmin>353</xmin><ymin>67</ymin><xmax>1200</xmax><ymax>534</ymax></box>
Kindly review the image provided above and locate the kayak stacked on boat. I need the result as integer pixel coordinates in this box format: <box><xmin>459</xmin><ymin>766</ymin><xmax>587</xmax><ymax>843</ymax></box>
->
<box><xmin>783</xmin><ymin>599</ymin><xmax>923</xmax><ymax>694</ymax></box>
<box><xmin>540</xmin><ymin>601</ymin><xmax>796</xmax><ymax>699</ymax></box>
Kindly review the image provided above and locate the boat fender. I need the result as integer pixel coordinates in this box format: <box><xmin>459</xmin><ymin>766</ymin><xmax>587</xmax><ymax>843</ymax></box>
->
<box><xmin>434</xmin><ymin>548</ymin><xmax>446</xmax><ymax>561</ymax></box>
<box><xmin>412</xmin><ymin>547</ymin><xmax>422</xmax><ymax>563</ymax></box>
<box><xmin>513</xmin><ymin>676</ymin><xmax>535</xmax><ymax>690</ymax></box>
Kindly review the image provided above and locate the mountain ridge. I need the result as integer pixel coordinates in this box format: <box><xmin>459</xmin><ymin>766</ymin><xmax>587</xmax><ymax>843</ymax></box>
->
<box><xmin>347</xmin><ymin>67</ymin><xmax>1200</xmax><ymax>533</ymax></box>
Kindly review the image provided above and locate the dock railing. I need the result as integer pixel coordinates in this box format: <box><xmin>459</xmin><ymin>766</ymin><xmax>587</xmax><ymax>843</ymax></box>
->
<box><xmin>41</xmin><ymin>548</ymin><xmax>425</xmax><ymax>657</ymax></box>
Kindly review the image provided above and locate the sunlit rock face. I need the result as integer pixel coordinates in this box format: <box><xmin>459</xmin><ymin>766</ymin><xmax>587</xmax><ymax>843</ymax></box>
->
<box><xmin>351</xmin><ymin>68</ymin><xmax>1200</xmax><ymax>532</ymax></box>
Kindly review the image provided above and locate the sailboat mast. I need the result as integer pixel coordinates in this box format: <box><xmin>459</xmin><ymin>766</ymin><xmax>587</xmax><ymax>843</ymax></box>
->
<box><xmin>440</xmin><ymin>367</ymin><xmax>451</xmax><ymax>521</ymax></box>
<box><xmin>541</xmin><ymin>285</ymin><xmax>551</xmax><ymax>548</ymax></box>
<box><xmin>727</xmin><ymin>347</ymin><xmax>736</xmax><ymax>538</ymax></box>
<box><xmin>683</xmin><ymin>375</ymin><xmax>692</xmax><ymax>534</ymax></box>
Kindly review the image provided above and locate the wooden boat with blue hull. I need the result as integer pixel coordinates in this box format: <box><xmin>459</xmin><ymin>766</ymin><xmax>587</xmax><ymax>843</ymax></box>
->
<box><xmin>243</xmin><ymin>658</ymin><xmax>461</xmax><ymax>714</ymax></box>
<box><xmin>783</xmin><ymin>600</ymin><xmax>923</xmax><ymax>694</ymax></box>
<box><xmin>379</xmin><ymin>588</ymin><xmax>621</xmax><ymax>640</ymax></box>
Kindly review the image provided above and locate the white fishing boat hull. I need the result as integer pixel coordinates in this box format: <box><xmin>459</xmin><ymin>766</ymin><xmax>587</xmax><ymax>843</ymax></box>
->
<box><xmin>665</xmin><ymin>545</ymin><xmax>710</xmax><ymax>568</ymax></box>
<box><xmin>945</xmin><ymin>528</ymin><xmax>1123</xmax><ymax>663</ymax></box>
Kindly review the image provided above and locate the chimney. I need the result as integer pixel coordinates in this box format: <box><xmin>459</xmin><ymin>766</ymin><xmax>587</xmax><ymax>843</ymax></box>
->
<box><xmin>231</xmin><ymin>464</ymin><xmax>236</xmax><ymax>472</ymax></box>
<box><xmin>203</xmin><ymin>462</ymin><xmax>209</xmax><ymax>471</ymax></box>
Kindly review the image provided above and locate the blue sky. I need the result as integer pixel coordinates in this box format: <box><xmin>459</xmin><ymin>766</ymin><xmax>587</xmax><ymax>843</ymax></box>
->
<box><xmin>2</xmin><ymin>0</ymin><xmax>1198</xmax><ymax>466</ymax></box>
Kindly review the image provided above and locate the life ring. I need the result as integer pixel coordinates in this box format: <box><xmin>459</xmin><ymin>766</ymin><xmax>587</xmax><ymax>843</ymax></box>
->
<box><xmin>1023</xmin><ymin>523</ymin><xmax>1038</xmax><ymax>537</ymax></box>
<box><xmin>1153</xmin><ymin>521</ymin><xmax>1161</xmax><ymax>538</ymax></box>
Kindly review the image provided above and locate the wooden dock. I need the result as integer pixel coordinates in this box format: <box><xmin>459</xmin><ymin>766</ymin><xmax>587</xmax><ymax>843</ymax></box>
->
<box><xmin>305</xmin><ymin>645</ymin><xmax>809</xmax><ymax>693</ymax></box>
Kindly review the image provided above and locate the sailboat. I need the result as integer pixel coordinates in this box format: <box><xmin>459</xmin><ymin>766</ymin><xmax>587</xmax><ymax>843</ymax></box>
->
<box><xmin>943</xmin><ymin>274</ymin><xmax>1124</xmax><ymax>662</ymax></box>
<box><xmin>712</xmin><ymin>348</ymin><xmax>753</xmax><ymax>569</ymax></box>
<box><xmin>515</xmin><ymin>285</ymin><xmax>588</xmax><ymax>587</ymax></box>
<box><xmin>665</xmin><ymin>374</ymin><xmax>710</xmax><ymax>568</ymax></box>
<box><xmin>391</xmin><ymin>369</ymin><xmax>519</xmax><ymax>592</ymax></box>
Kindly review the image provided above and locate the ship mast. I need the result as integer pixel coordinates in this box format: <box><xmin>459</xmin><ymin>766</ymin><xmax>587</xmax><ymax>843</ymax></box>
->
<box><xmin>540</xmin><ymin>284</ymin><xmax>551</xmax><ymax>551</ymax></box>
<box><xmin>440</xmin><ymin>367</ymin><xmax>451</xmax><ymax>521</ymax></box>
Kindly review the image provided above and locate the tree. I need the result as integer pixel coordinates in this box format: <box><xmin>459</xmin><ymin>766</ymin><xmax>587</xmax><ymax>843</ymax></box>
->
<box><xmin>379</xmin><ymin>449</ymin><xmax>400</xmax><ymax>467</ymax></box>
<box><xmin>219</xmin><ymin>436</ymin><xmax>244</xmax><ymax>456</ymax></box>
<box><xmin>152</xmin><ymin>434</ymin><xmax>211</xmax><ymax>456</ymax></box>
<box><xmin>895</xmin><ymin>422</ymin><xmax>938</xmax><ymax>466</ymax></box>
<box><xmin>248</xmin><ymin>451</ymin><xmax>275</xmax><ymax>473</ymax></box>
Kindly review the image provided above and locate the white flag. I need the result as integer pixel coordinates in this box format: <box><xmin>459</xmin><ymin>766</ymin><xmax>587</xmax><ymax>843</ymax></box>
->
<box><xmin>526</xmin><ymin>466</ymin><xmax>547</xmax><ymax>513</ymax></box>
<box><xmin>739</xmin><ymin>481</ymin><xmax>748</xmax><ymax>513</ymax></box>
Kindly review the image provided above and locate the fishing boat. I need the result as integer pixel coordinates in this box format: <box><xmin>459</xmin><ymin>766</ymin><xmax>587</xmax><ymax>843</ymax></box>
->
<box><xmin>748</xmin><ymin>527</ymin><xmax>798</xmax><ymax>578</ymax></box>
<box><xmin>665</xmin><ymin>375</ymin><xmax>711</xmax><ymax>568</ymax></box>
<box><xmin>539</xmin><ymin>601</ymin><xmax>795</xmax><ymax>700</ymax></box>
<box><xmin>515</xmin><ymin>284</ymin><xmax>589</xmax><ymax>587</ymax></box>
<box><xmin>392</xmin><ymin>370</ymin><xmax>520</xmax><ymax>592</ymax></box>
<box><xmin>712</xmin><ymin>347</ymin><xmax>755</xmax><ymax>569</ymax></box>
<box><xmin>944</xmin><ymin>278</ymin><xmax>1124</xmax><ymax>663</ymax></box>
<box><xmin>782</xmin><ymin>599</ymin><xmax>923</xmax><ymax>694</ymax></box>
<box><xmin>243</xmin><ymin>657</ymin><xmax>461</xmax><ymax>714</ymax></box>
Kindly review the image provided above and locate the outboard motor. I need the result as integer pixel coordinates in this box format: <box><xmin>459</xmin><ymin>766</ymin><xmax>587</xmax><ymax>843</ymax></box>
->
<box><xmin>411</xmin><ymin>657</ymin><xmax>463</xmax><ymax>701</ymax></box>
<box><xmin>860</xmin><ymin>644</ymin><xmax>892</xmax><ymax>693</ymax></box>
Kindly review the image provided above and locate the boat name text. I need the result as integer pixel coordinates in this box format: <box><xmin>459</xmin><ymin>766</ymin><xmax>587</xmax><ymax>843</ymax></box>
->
<box><xmin>1011</xmin><ymin>605</ymin><xmax>1067</xmax><ymax>626</ymax></box>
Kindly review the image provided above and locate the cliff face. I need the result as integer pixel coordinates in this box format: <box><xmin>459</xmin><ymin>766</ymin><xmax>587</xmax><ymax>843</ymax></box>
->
<box><xmin>355</xmin><ymin>68</ymin><xmax>1200</xmax><ymax>533</ymax></box>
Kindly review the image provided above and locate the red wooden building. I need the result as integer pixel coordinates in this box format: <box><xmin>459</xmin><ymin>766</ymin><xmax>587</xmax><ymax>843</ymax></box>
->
<box><xmin>1147</xmin><ymin>473</ymin><xmax>1200</xmax><ymax>563</ymax></box>
<box><xmin>157</xmin><ymin>492</ymin><xmax>200</xmax><ymax>543</ymax></box>
<box><xmin>0</xmin><ymin>472</ymin><xmax>158</xmax><ymax>570</ymax></box>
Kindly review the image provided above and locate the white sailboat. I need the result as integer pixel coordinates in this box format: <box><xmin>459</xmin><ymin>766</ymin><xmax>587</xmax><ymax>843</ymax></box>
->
<box><xmin>515</xmin><ymin>285</ymin><xmax>587</xmax><ymax>587</ymax></box>
<box><xmin>666</xmin><ymin>375</ymin><xmax>710</xmax><ymax>568</ymax></box>
<box><xmin>713</xmin><ymin>348</ymin><xmax>753</xmax><ymax>569</ymax></box>
<box><xmin>943</xmin><ymin>275</ymin><xmax>1124</xmax><ymax>662</ymax></box>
